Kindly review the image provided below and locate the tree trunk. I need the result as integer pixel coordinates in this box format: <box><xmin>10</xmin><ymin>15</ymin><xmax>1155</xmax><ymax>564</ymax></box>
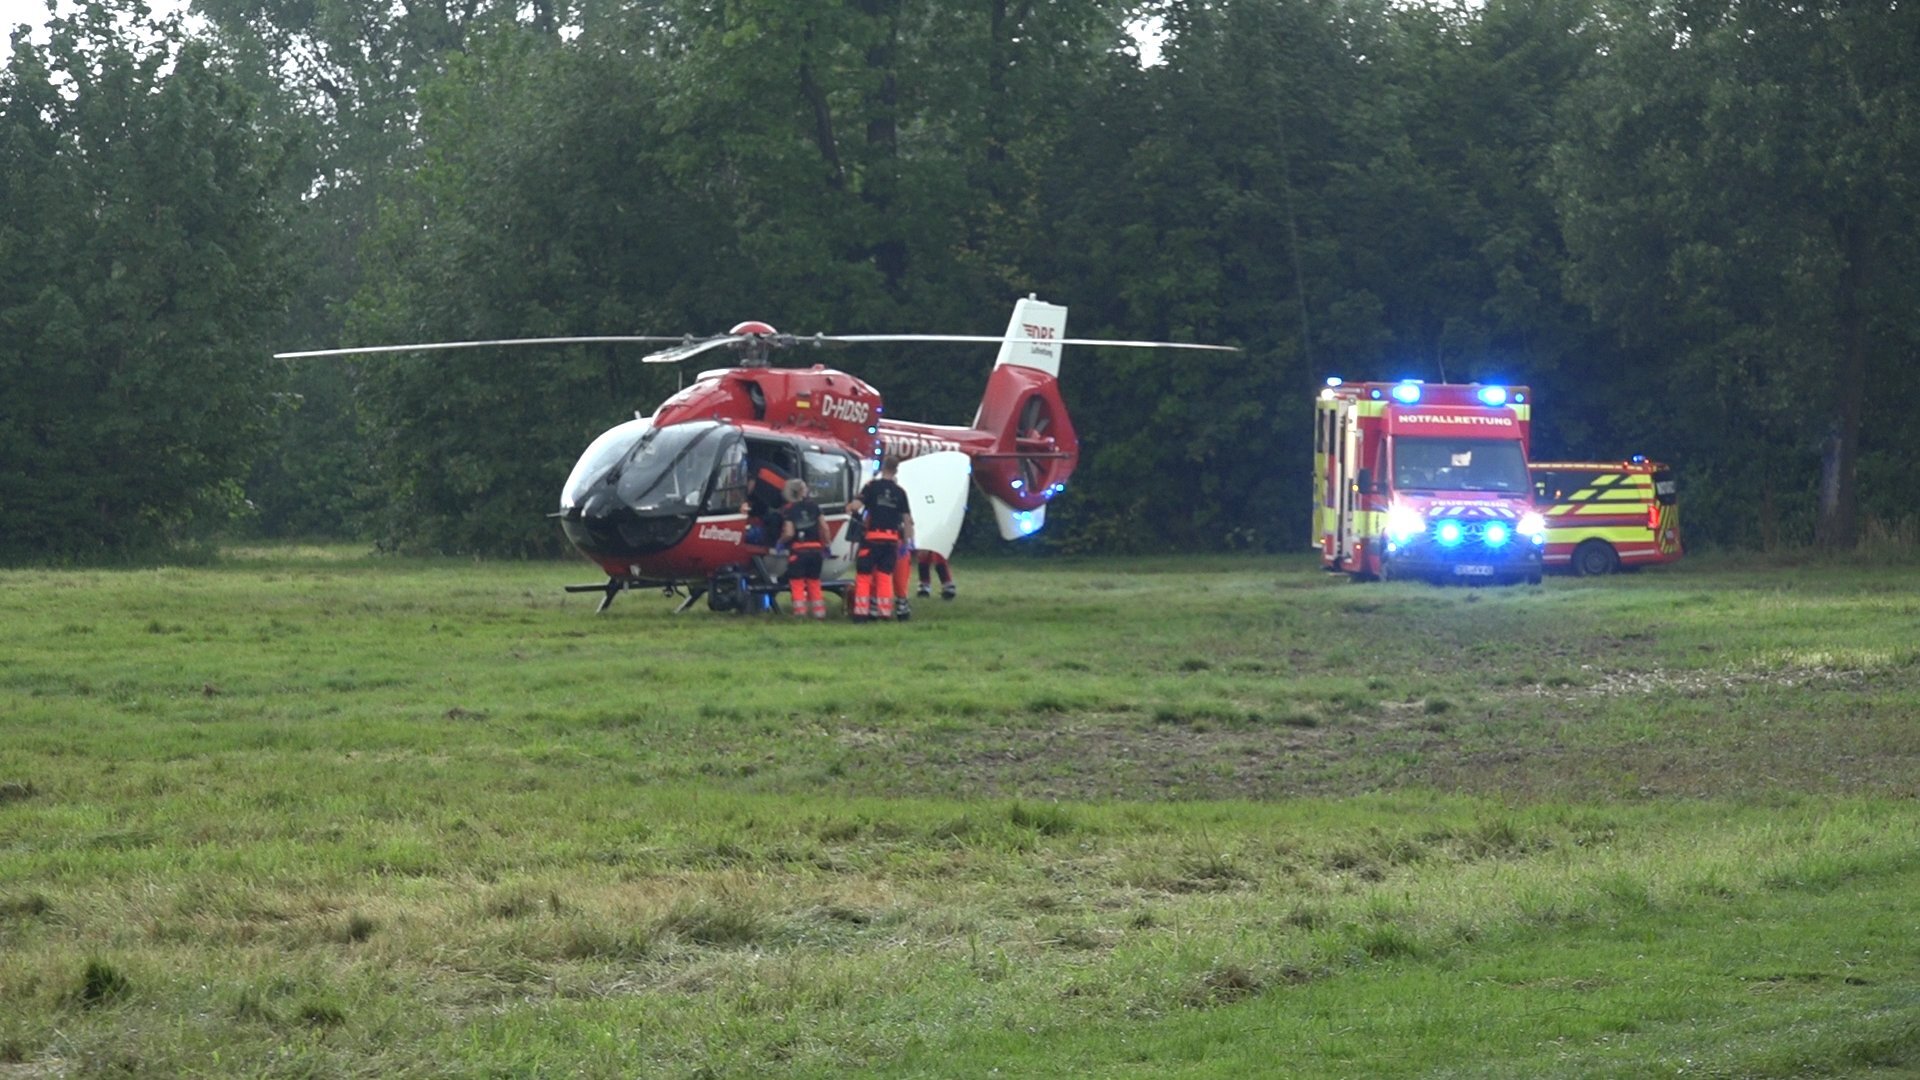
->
<box><xmin>1816</xmin><ymin>214</ymin><xmax>1869</xmax><ymax>550</ymax></box>
<box><xmin>857</xmin><ymin>0</ymin><xmax>905</xmax><ymax>293</ymax></box>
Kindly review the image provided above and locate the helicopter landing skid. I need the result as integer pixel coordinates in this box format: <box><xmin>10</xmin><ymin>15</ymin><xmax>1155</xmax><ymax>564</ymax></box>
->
<box><xmin>565</xmin><ymin>576</ymin><xmax>680</xmax><ymax>613</ymax></box>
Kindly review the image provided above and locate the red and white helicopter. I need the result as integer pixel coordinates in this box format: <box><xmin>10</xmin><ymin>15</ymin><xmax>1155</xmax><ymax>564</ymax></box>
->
<box><xmin>277</xmin><ymin>297</ymin><xmax>1233</xmax><ymax>612</ymax></box>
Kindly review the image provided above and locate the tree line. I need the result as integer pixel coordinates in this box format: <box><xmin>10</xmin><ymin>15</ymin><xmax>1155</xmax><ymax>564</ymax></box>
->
<box><xmin>4</xmin><ymin>0</ymin><xmax>1917</xmax><ymax>562</ymax></box>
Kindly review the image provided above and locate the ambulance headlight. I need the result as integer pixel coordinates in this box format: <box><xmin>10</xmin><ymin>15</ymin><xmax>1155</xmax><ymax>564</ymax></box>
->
<box><xmin>1434</xmin><ymin>520</ymin><xmax>1465</xmax><ymax>546</ymax></box>
<box><xmin>1387</xmin><ymin>505</ymin><xmax>1426</xmax><ymax>544</ymax></box>
<box><xmin>1519</xmin><ymin>512</ymin><xmax>1547</xmax><ymax>543</ymax></box>
<box><xmin>1391</xmin><ymin>382</ymin><xmax>1422</xmax><ymax>405</ymax></box>
<box><xmin>1484</xmin><ymin>522</ymin><xmax>1510</xmax><ymax>546</ymax></box>
<box><xmin>1477</xmin><ymin>385</ymin><xmax>1508</xmax><ymax>407</ymax></box>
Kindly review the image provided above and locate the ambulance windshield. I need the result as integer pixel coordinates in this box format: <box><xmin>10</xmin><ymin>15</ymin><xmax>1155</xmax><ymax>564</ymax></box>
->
<box><xmin>1393</xmin><ymin>437</ymin><xmax>1530</xmax><ymax>493</ymax></box>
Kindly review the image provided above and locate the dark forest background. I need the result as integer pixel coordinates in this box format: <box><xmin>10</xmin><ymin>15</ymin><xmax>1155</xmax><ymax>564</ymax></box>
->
<box><xmin>4</xmin><ymin>0</ymin><xmax>1918</xmax><ymax>562</ymax></box>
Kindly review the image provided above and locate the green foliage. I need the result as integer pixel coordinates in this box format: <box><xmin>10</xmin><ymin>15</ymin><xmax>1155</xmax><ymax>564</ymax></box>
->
<box><xmin>16</xmin><ymin>0</ymin><xmax>1920</xmax><ymax>559</ymax></box>
<box><xmin>1549</xmin><ymin>0</ymin><xmax>1920</xmax><ymax>548</ymax></box>
<box><xmin>0</xmin><ymin>2</ymin><xmax>293</xmax><ymax>560</ymax></box>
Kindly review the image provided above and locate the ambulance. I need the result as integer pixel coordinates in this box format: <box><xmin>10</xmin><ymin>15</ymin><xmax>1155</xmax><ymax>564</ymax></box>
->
<box><xmin>1313</xmin><ymin>380</ymin><xmax>1545</xmax><ymax>585</ymax></box>
<box><xmin>1529</xmin><ymin>457</ymin><xmax>1682</xmax><ymax>575</ymax></box>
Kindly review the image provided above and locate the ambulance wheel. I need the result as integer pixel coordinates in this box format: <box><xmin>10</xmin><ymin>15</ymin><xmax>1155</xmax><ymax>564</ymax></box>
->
<box><xmin>1572</xmin><ymin>540</ymin><xmax>1618</xmax><ymax>577</ymax></box>
<box><xmin>1526</xmin><ymin>572</ymin><xmax>1543</xmax><ymax>586</ymax></box>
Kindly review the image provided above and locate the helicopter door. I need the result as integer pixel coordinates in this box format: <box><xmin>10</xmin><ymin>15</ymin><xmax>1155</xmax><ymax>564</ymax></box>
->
<box><xmin>896</xmin><ymin>451</ymin><xmax>970</xmax><ymax>560</ymax></box>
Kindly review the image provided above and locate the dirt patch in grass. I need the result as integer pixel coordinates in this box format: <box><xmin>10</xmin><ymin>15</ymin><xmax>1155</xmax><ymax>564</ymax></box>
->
<box><xmin>1544</xmin><ymin>663</ymin><xmax>1871</xmax><ymax>697</ymax></box>
<box><xmin>881</xmin><ymin>667</ymin><xmax>1920</xmax><ymax>803</ymax></box>
<box><xmin>893</xmin><ymin>715</ymin><xmax>1449</xmax><ymax>801</ymax></box>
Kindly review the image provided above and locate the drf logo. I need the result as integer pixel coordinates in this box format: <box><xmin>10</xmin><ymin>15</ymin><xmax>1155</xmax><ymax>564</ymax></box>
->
<box><xmin>1022</xmin><ymin>323</ymin><xmax>1056</xmax><ymax>340</ymax></box>
<box><xmin>819</xmin><ymin>393</ymin><xmax>870</xmax><ymax>425</ymax></box>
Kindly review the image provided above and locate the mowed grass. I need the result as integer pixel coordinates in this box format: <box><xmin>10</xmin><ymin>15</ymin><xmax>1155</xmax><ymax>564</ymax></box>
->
<box><xmin>1</xmin><ymin>546</ymin><xmax>1917</xmax><ymax>1077</ymax></box>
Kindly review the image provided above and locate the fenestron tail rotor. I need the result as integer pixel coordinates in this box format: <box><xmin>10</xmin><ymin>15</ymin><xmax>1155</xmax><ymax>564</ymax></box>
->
<box><xmin>1015</xmin><ymin>395</ymin><xmax>1058</xmax><ymax>492</ymax></box>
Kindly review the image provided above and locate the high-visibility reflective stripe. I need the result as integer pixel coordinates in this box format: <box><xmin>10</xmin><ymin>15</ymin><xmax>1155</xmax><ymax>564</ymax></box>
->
<box><xmin>1544</xmin><ymin>524</ymin><xmax>1655</xmax><ymax>544</ymax></box>
<box><xmin>1570</xmin><ymin>502</ymin><xmax>1651</xmax><ymax>516</ymax></box>
<box><xmin>1563</xmin><ymin>475</ymin><xmax>1651</xmax><ymax>502</ymax></box>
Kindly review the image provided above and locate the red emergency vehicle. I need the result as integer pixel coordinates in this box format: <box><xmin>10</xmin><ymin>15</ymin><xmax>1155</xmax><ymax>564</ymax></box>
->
<box><xmin>1529</xmin><ymin>457</ymin><xmax>1682</xmax><ymax>575</ymax></box>
<box><xmin>1313</xmin><ymin>380</ymin><xmax>1545</xmax><ymax>584</ymax></box>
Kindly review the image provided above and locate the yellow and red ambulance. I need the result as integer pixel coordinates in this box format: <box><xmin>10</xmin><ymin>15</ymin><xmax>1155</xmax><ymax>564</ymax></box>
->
<box><xmin>1313</xmin><ymin>380</ymin><xmax>1545</xmax><ymax>585</ymax></box>
<box><xmin>1529</xmin><ymin>457</ymin><xmax>1682</xmax><ymax>575</ymax></box>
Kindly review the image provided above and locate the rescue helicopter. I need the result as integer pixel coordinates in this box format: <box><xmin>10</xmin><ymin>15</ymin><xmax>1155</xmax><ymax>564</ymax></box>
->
<box><xmin>276</xmin><ymin>296</ymin><xmax>1235</xmax><ymax>613</ymax></box>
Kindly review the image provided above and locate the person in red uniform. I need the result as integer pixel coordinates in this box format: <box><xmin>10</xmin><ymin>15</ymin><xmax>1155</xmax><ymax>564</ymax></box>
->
<box><xmin>916</xmin><ymin>550</ymin><xmax>955</xmax><ymax>600</ymax></box>
<box><xmin>778</xmin><ymin>478</ymin><xmax>827</xmax><ymax>619</ymax></box>
<box><xmin>848</xmin><ymin>458</ymin><xmax>913</xmax><ymax>621</ymax></box>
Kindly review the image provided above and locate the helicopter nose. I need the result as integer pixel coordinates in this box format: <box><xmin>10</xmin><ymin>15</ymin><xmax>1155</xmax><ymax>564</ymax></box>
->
<box><xmin>558</xmin><ymin>498</ymin><xmax>696</xmax><ymax>559</ymax></box>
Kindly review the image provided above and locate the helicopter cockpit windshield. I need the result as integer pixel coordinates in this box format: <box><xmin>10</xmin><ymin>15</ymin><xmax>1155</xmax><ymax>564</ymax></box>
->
<box><xmin>561</xmin><ymin>418</ymin><xmax>650</xmax><ymax>510</ymax></box>
<box><xmin>606</xmin><ymin>421</ymin><xmax>743</xmax><ymax>515</ymax></box>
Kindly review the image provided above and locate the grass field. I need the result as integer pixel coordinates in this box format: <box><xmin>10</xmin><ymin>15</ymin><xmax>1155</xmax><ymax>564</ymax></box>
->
<box><xmin>2</xmin><ymin>547</ymin><xmax>1918</xmax><ymax>1077</ymax></box>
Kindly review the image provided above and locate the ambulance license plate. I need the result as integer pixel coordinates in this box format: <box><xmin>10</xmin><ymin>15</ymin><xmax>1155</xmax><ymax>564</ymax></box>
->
<box><xmin>1454</xmin><ymin>564</ymin><xmax>1495</xmax><ymax>577</ymax></box>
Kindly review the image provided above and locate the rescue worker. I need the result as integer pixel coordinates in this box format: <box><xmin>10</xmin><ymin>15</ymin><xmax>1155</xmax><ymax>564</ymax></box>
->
<box><xmin>738</xmin><ymin>458</ymin><xmax>790</xmax><ymax>547</ymax></box>
<box><xmin>779</xmin><ymin>477</ymin><xmax>827</xmax><ymax>619</ymax></box>
<box><xmin>848</xmin><ymin>457</ymin><xmax>913</xmax><ymax>621</ymax></box>
<box><xmin>916</xmin><ymin>550</ymin><xmax>956</xmax><ymax>600</ymax></box>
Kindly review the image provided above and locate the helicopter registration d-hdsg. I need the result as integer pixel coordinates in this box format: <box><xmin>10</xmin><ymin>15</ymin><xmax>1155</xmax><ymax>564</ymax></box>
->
<box><xmin>277</xmin><ymin>296</ymin><xmax>1235</xmax><ymax>612</ymax></box>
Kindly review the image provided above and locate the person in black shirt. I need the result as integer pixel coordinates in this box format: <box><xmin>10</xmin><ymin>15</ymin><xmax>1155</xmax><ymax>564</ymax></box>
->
<box><xmin>848</xmin><ymin>458</ymin><xmax>913</xmax><ymax>621</ymax></box>
<box><xmin>779</xmin><ymin>478</ymin><xmax>827</xmax><ymax>619</ymax></box>
<box><xmin>738</xmin><ymin>459</ymin><xmax>790</xmax><ymax>547</ymax></box>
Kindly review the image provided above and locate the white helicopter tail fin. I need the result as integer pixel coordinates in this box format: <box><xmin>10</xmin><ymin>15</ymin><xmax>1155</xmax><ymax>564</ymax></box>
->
<box><xmin>896</xmin><ymin>451</ymin><xmax>971</xmax><ymax>559</ymax></box>
<box><xmin>989</xmin><ymin>294</ymin><xmax>1068</xmax><ymax>378</ymax></box>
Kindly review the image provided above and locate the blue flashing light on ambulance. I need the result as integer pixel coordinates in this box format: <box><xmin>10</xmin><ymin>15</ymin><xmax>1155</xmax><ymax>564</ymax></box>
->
<box><xmin>1313</xmin><ymin>380</ymin><xmax>1544</xmax><ymax>585</ymax></box>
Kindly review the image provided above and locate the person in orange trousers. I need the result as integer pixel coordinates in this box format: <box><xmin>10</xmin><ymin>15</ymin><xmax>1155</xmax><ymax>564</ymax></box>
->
<box><xmin>778</xmin><ymin>478</ymin><xmax>827</xmax><ymax>619</ymax></box>
<box><xmin>848</xmin><ymin>458</ymin><xmax>913</xmax><ymax>621</ymax></box>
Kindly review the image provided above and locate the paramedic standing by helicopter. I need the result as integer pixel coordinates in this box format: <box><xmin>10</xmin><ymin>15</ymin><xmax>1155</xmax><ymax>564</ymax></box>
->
<box><xmin>778</xmin><ymin>478</ymin><xmax>828</xmax><ymax>620</ymax></box>
<box><xmin>849</xmin><ymin>458</ymin><xmax>914</xmax><ymax>621</ymax></box>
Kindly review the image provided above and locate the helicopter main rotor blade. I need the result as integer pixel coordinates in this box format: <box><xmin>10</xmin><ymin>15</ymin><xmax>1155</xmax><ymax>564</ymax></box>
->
<box><xmin>818</xmin><ymin>334</ymin><xmax>1239</xmax><ymax>352</ymax></box>
<box><xmin>640</xmin><ymin>336</ymin><xmax>743</xmax><ymax>364</ymax></box>
<box><xmin>274</xmin><ymin>335</ymin><xmax>688</xmax><ymax>360</ymax></box>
